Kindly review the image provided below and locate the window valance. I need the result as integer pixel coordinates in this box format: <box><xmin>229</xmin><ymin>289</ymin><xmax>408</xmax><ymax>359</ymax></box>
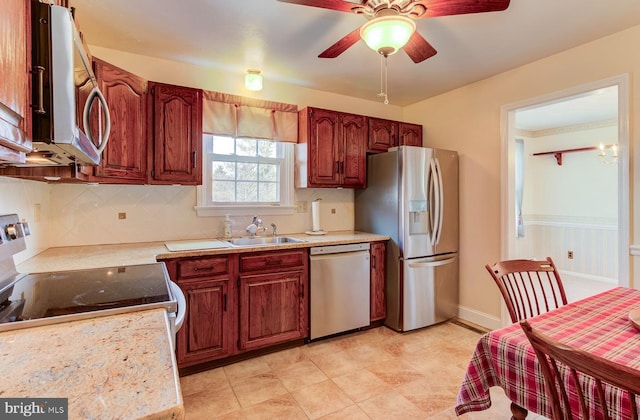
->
<box><xmin>203</xmin><ymin>91</ymin><xmax>298</xmax><ymax>143</ymax></box>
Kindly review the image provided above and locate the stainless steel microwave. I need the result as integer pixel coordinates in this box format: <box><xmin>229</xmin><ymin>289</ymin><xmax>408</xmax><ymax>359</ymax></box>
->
<box><xmin>27</xmin><ymin>1</ymin><xmax>110</xmax><ymax>166</ymax></box>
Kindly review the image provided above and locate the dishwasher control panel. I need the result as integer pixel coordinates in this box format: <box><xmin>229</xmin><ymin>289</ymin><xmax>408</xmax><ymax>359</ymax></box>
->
<box><xmin>309</xmin><ymin>242</ymin><xmax>370</xmax><ymax>255</ymax></box>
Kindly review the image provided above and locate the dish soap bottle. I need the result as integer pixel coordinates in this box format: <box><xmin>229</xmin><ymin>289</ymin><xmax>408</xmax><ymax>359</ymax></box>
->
<box><xmin>223</xmin><ymin>215</ymin><xmax>232</xmax><ymax>238</ymax></box>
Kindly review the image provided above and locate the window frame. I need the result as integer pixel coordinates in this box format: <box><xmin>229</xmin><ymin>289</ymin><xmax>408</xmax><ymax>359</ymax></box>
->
<box><xmin>195</xmin><ymin>134</ymin><xmax>295</xmax><ymax>217</ymax></box>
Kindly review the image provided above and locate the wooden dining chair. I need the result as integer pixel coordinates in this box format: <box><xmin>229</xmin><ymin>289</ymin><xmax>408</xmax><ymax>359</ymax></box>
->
<box><xmin>520</xmin><ymin>319</ymin><xmax>640</xmax><ymax>420</ymax></box>
<box><xmin>486</xmin><ymin>257</ymin><xmax>567</xmax><ymax>323</ymax></box>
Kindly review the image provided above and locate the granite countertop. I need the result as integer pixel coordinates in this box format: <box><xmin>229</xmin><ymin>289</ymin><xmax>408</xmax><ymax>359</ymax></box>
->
<box><xmin>0</xmin><ymin>309</ymin><xmax>184</xmax><ymax>419</ymax></box>
<box><xmin>17</xmin><ymin>230</ymin><xmax>389</xmax><ymax>273</ymax></box>
<box><xmin>6</xmin><ymin>229</ymin><xmax>387</xmax><ymax>419</ymax></box>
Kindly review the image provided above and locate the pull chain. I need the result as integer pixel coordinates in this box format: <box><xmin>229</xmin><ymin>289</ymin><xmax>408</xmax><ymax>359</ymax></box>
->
<box><xmin>377</xmin><ymin>53</ymin><xmax>389</xmax><ymax>105</ymax></box>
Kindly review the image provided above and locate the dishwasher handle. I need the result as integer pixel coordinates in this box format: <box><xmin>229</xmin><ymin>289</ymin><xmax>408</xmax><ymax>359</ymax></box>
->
<box><xmin>310</xmin><ymin>242</ymin><xmax>370</xmax><ymax>256</ymax></box>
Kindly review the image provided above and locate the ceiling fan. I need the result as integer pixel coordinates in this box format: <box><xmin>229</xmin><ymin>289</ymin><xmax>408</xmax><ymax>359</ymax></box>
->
<box><xmin>277</xmin><ymin>0</ymin><xmax>511</xmax><ymax>63</ymax></box>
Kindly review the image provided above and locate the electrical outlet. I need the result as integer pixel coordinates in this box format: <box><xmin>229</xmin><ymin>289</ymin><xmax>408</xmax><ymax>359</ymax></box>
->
<box><xmin>296</xmin><ymin>201</ymin><xmax>308</xmax><ymax>213</ymax></box>
<box><xmin>33</xmin><ymin>203</ymin><xmax>41</xmax><ymax>222</ymax></box>
<box><xmin>331</xmin><ymin>208</ymin><xmax>336</xmax><ymax>214</ymax></box>
<box><xmin>567</xmin><ymin>250</ymin><xmax>574</xmax><ymax>259</ymax></box>
<box><xmin>118</xmin><ymin>212</ymin><xmax>127</xmax><ymax>220</ymax></box>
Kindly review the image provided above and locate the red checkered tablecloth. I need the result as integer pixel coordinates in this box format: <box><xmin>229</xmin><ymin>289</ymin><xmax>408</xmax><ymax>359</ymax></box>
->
<box><xmin>455</xmin><ymin>287</ymin><xmax>640</xmax><ymax>418</ymax></box>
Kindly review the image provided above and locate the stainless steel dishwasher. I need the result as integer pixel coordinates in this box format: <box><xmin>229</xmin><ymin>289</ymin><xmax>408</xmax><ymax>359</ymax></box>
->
<box><xmin>309</xmin><ymin>242</ymin><xmax>370</xmax><ymax>340</ymax></box>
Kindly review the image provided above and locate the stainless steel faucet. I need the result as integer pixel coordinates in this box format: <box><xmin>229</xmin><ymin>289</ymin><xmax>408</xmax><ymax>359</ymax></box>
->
<box><xmin>246</xmin><ymin>216</ymin><xmax>266</xmax><ymax>236</ymax></box>
<box><xmin>271</xmin><ymin>223</ymin><xmax>277</xmax><ymax>237</ymax></box>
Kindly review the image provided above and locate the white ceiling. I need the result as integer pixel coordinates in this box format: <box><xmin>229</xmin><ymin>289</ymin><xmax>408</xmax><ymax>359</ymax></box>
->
<box><xmin>70</xmin><ymin>0</ymin><xmax>639</xmax><ymax>121</ymax></box>
<box><xmin>516</xmin><ymin>85</ymin><xmax>619</xmax><ymax>132</ymax></box>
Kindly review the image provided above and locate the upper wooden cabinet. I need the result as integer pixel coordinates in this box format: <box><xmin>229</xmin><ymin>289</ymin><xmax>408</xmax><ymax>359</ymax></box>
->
<box><xmin>78</xmin><ymin>59</ymin><xmax>148</xmax><ymax>183</ymax></box>
<box><xmin>368</xmin><ymin>119</ymin><xmax>423</xmax><ymax>152</ymax></box>
<box><xmin>0</xmin><ymin>0</ymin><xmax>32</xmax><ymax>164</ymax></box>
<box><xmin>368</xmin><ymin>117</ymin><xmax>398</xmax><ymax>153</ymax></box>
<box><xmin>399</xmin><ymin>122</ymin><xmax>423</xmax><ymax>147</ymax></box>
<box><xmin>148</xmin><ymin>82</ymin><xmax>202</xmax><ymax>185</ymax></box>
<box><xmin>296</xmin><ymin>107</ymin><xmax>367</xmax><ymax>188</ymax></box>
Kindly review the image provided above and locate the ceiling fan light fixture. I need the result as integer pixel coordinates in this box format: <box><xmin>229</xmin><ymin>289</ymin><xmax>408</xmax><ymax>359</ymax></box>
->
<box><xmin>245</xmin><ymin>69</ymin><xmax>263</xmax><ymax>91</ymax></box>
<box><xmin>360</xmin><ymin>15</ymin><xmax>416</xmax><ymax>56</ymax></box>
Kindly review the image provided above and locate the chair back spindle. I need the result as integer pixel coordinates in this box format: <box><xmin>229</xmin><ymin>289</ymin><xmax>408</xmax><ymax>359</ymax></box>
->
<box><xmin>486</xmin><ymin>257</ymin><xmax>567</xmax><ymax>323</ymax></box>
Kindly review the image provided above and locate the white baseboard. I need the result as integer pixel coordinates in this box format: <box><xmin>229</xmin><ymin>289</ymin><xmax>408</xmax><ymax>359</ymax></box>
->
<box><xmin>457</xmin><ymin>305</ymin><xmax>502</xmax><ymax>331</ymax></box>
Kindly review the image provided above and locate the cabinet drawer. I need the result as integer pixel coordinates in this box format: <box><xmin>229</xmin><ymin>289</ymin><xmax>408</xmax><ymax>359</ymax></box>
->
<box><xmin>239</xmin><ymin>250</ymin><xmax>306</xmax><ymax>273</ymax></box>
<box><xmin>177</xmin><ymin>256</ymin><xmax>229</xmax><ymax>279</ymax></box>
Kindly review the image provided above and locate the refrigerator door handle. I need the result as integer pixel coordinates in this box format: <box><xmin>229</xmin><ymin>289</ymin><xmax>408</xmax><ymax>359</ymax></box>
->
<box><xmin>429</xmin><ymin>158</ymin><xmax>441</xmax><ymax>246</ymax></box>
<box><xmin>434</xmin><ymin>157</ymin><xmax>445</xmax><ymax>244</ymax></box>
<box><xmin>408</xmin><ymin>256</ymin><xmax>457</xmax><ymax>268</ymax></box>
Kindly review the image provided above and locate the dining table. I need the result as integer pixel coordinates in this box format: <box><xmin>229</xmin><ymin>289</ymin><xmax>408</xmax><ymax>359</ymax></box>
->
<box><xmin>455</xmin><ymin>286</ymin><xmax>640</xmax><ymax>419</ymax></box>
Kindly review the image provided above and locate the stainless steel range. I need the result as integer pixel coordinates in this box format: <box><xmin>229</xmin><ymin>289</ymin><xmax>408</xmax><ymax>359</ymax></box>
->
<box><xmin>0</xmin><ymin>214</ymin><xmax>184</xmax><ymax>342</ymax></box>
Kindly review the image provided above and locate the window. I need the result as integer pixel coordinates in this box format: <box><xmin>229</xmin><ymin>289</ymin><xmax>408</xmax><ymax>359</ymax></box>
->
<box><xmin>196</xmin><ymin>134</ymin><xmax>295</xmax><ymax>216</ymax></box>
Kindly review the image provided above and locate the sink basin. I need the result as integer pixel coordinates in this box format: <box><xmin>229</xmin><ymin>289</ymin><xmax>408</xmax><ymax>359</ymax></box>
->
<box><xmin>226</xmin><ymin>236</ymin><xmax>306</xmax><ymax>247</ymax></box>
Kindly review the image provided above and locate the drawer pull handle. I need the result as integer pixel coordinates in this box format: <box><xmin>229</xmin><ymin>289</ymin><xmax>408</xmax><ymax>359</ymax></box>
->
<box><xmin>194</xmin><ymin>266</ymin><xmax>214</xmax><ymax>271</ymax></box>
<box><xmin>266</xmin><ymin>259</ymin><xmax>283</xmax><ymax>265</ymax></box>
<box><xmin>223</xmin><ymin>294</ymin><xmax>227</xmax><ymax>311</ymax></box>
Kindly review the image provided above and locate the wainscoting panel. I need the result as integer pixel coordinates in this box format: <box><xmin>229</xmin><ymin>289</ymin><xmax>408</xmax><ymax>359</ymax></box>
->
<box><xmin>515</xmin><ymin>215</ymin><xmax>618</xmax><ymax>297</ymax></box>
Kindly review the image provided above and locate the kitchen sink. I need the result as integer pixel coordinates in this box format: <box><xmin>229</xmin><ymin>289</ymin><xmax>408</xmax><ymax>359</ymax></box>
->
<box><xmin>226</xmin><ymin>236</ymin><xmax>306</xmax><ymax>247</ymax></box>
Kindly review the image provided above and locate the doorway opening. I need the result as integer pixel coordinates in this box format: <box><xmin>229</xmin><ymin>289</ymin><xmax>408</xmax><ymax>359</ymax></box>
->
<box><xmin>500</xmin><ymin>75</ymin><xmax>629</xmax><ymax>313</ymax></box>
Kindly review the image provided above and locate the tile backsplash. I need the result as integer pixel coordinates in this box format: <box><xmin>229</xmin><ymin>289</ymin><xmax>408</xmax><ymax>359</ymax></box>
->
<box><xmin>1</xmin><ymin>177</ymin><xmax>355</xmax><ymax>253</ymax></box>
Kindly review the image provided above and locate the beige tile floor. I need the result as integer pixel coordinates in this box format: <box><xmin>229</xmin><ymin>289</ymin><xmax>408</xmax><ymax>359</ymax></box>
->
<box><xmin>180</xmin><ymin>321</ymin><xmax>547</xmax><ymax>419</ymax></box>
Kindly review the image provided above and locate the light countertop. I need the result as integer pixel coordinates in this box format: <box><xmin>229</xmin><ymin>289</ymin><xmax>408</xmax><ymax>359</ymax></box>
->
<box><xmin>0</xmin><ymin>309</ymin><xmax>184</xmax><ymax>419</ymax></box>
<box><xmin>7</xmin><ymin>229</ymin><xmax>387</xmax><ymax>420</ymax></box>
<box><xmin>17</xmin><ymin>230</ymin><xmax>389</xmax><ymax>273</ymax></box>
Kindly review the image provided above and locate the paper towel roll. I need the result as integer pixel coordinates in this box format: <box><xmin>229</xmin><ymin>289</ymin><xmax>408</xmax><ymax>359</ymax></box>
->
<box><xmin>311</xmin><ymin>200</ymin><xmax>321</xmax><ymax>232</ymax></box>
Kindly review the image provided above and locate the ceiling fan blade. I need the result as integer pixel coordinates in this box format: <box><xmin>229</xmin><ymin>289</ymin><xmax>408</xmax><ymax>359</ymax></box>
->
<box><xmin>414</xmin><ymin>0</ymin><xmax>511</xmax><ymax>18</ymax></box>
<box><xmin>277</xmin><ymin>0</ymin><xmax>359</xmax><ymax>13</ymax></box>
<box><xmin>318</xmin><ymin>27</ymin><xmax>362</xmax><ymax>58</ymax></box>
<box><xmin>403</xmin><ymin>32</ymin><xmax>437</xmax><ymax>63</ymax></box>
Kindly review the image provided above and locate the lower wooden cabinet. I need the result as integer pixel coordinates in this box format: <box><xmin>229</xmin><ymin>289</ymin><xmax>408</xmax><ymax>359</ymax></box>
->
<box><xmin>164</xmin><ymin>243</ymin><xmax>384</xmax><ymax>369</ymax></box>
<box><xmin>177</xmin><ymin>278</ymin><xmax>236</xmax><ymax>366</ymax></box>
<box><xmin>239</xmin><ymin>270</ymin><xmax>308</xmax><ymax>350</ymax></box>
<box><xmin>370</xmin><ymin>241</ymin><xmax>387</xmax><ymax>321</ymax></box>
<box><xmin>164</xmin><ymin>248</ymin><xmax>308</xmax><ymax>369</ymax></box>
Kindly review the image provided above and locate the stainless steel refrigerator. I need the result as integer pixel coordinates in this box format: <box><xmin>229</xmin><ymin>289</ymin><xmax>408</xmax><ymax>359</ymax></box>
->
<box><xmin>355</xmin><ymin>146</ymin><xmax>459</xmax><ymax>332</ymax></box>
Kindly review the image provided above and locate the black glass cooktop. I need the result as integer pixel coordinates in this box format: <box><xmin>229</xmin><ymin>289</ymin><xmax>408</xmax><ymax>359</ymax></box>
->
<box><xmin>0</xmin><ymin>262</ymin><xmax>175</xmax><ymax>329</ymax></box>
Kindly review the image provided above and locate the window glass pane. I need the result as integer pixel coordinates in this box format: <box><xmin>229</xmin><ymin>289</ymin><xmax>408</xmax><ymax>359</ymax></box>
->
<box><xmin>203</xmin><ymin>136</ymin><xmax>292</xmax><ymax>208</ymax></box>
<box><xmin>258</xmin><ymin>140</ymin><xmax>277</xmax><ymax>158</ymax></box>
<box><xmin>237</xmin><ymin>182</ymin><xmax>258</xmax><ymax>202</ymax></box>
<box><xmin>212</xmin><ymin>162</ymin><xmax>235</xmax><ymax>180</ymax></box>
<box><xmin>237</xmin><ymin>163</ymin><xmax>257</xmax><ymax>181</ymax></box>
<box><xmin>259</xmin><ymin>182</ymin><xmax>278</xmax><ymax>202</ymax></box>
<box><xmin>259</xmin><ymin>163</ymin><xmax>277</xmax><ymax>181</ymax></box>
<box><xmin>212</xmin><ymin>136</ymin><xmax>234</xmax><ymax>155</ymax></box>
<box><xmin>212</xmin><ymin>181</ymin><xmax>235</xmax><ymax>202</ymax></box>
<box><xmin>236</xmin><ymin>138</ymin><xmax>256</xmax><ymax>157</ymax></box>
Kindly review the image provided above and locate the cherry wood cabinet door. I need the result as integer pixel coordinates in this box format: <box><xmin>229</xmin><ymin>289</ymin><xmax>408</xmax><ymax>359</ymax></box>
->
<box><xmin>176</xmin><ymin>278</ymin><xmax>236</xmax><ymax>367</ymax></box>
<box><xmin>340</xmin><ymin>113</ymin><xmax>367</xmax><ymax>188</ymax></box>
<box><xmin>148</xmin><ymin>82</ymin><xmax>202</xmax><ymax>185</ymax></box>
<box><xmin>0</xmin><ymin>0</ymin><xmax>32</xmax><ymax>163</ymax></box>
<box><xmin>90</xmin><ymin>58</ymin><xmax>148</xmax><ymax>182</ymax></box>
<box><xmin>368</xmin><ymin>117</ymin><xmax>398</xmax><ymax>153</ymax></box>
<box><xmin>307</xmin><ymin>108</ymin><xmax>341</xmax><ymax>187</ymax></box>
<box><xmin>238</xmin><ymin>270</ymin><xmax>308</xmax><ymax>351</ymax></box>
<box><xmin>370</xmin><ymin>241</ymin><xmax>387</xmax><ymax>321</ymax></box>
<box><xmin>399</xmin><ymin>122</ymin><xmax>423</xmax><ymax>147</ymax></box>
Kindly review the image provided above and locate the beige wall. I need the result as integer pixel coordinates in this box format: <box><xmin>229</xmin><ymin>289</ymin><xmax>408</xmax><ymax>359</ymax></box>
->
<box><xmin>4</xmin><ymin>26</ymin><xmax>640</xmax><ymax>327</ymax></box>
<box><xmin>403</xmin><ymin>25</ymin><xmax>640</xmax><ymax>324</ymax></box>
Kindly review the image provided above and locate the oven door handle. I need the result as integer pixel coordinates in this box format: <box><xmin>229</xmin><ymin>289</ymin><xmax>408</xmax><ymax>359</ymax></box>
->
<box><xmin>169</xmin><ymin>281</ymin><xmax>186</xmax><ymax>332</ymax></box>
